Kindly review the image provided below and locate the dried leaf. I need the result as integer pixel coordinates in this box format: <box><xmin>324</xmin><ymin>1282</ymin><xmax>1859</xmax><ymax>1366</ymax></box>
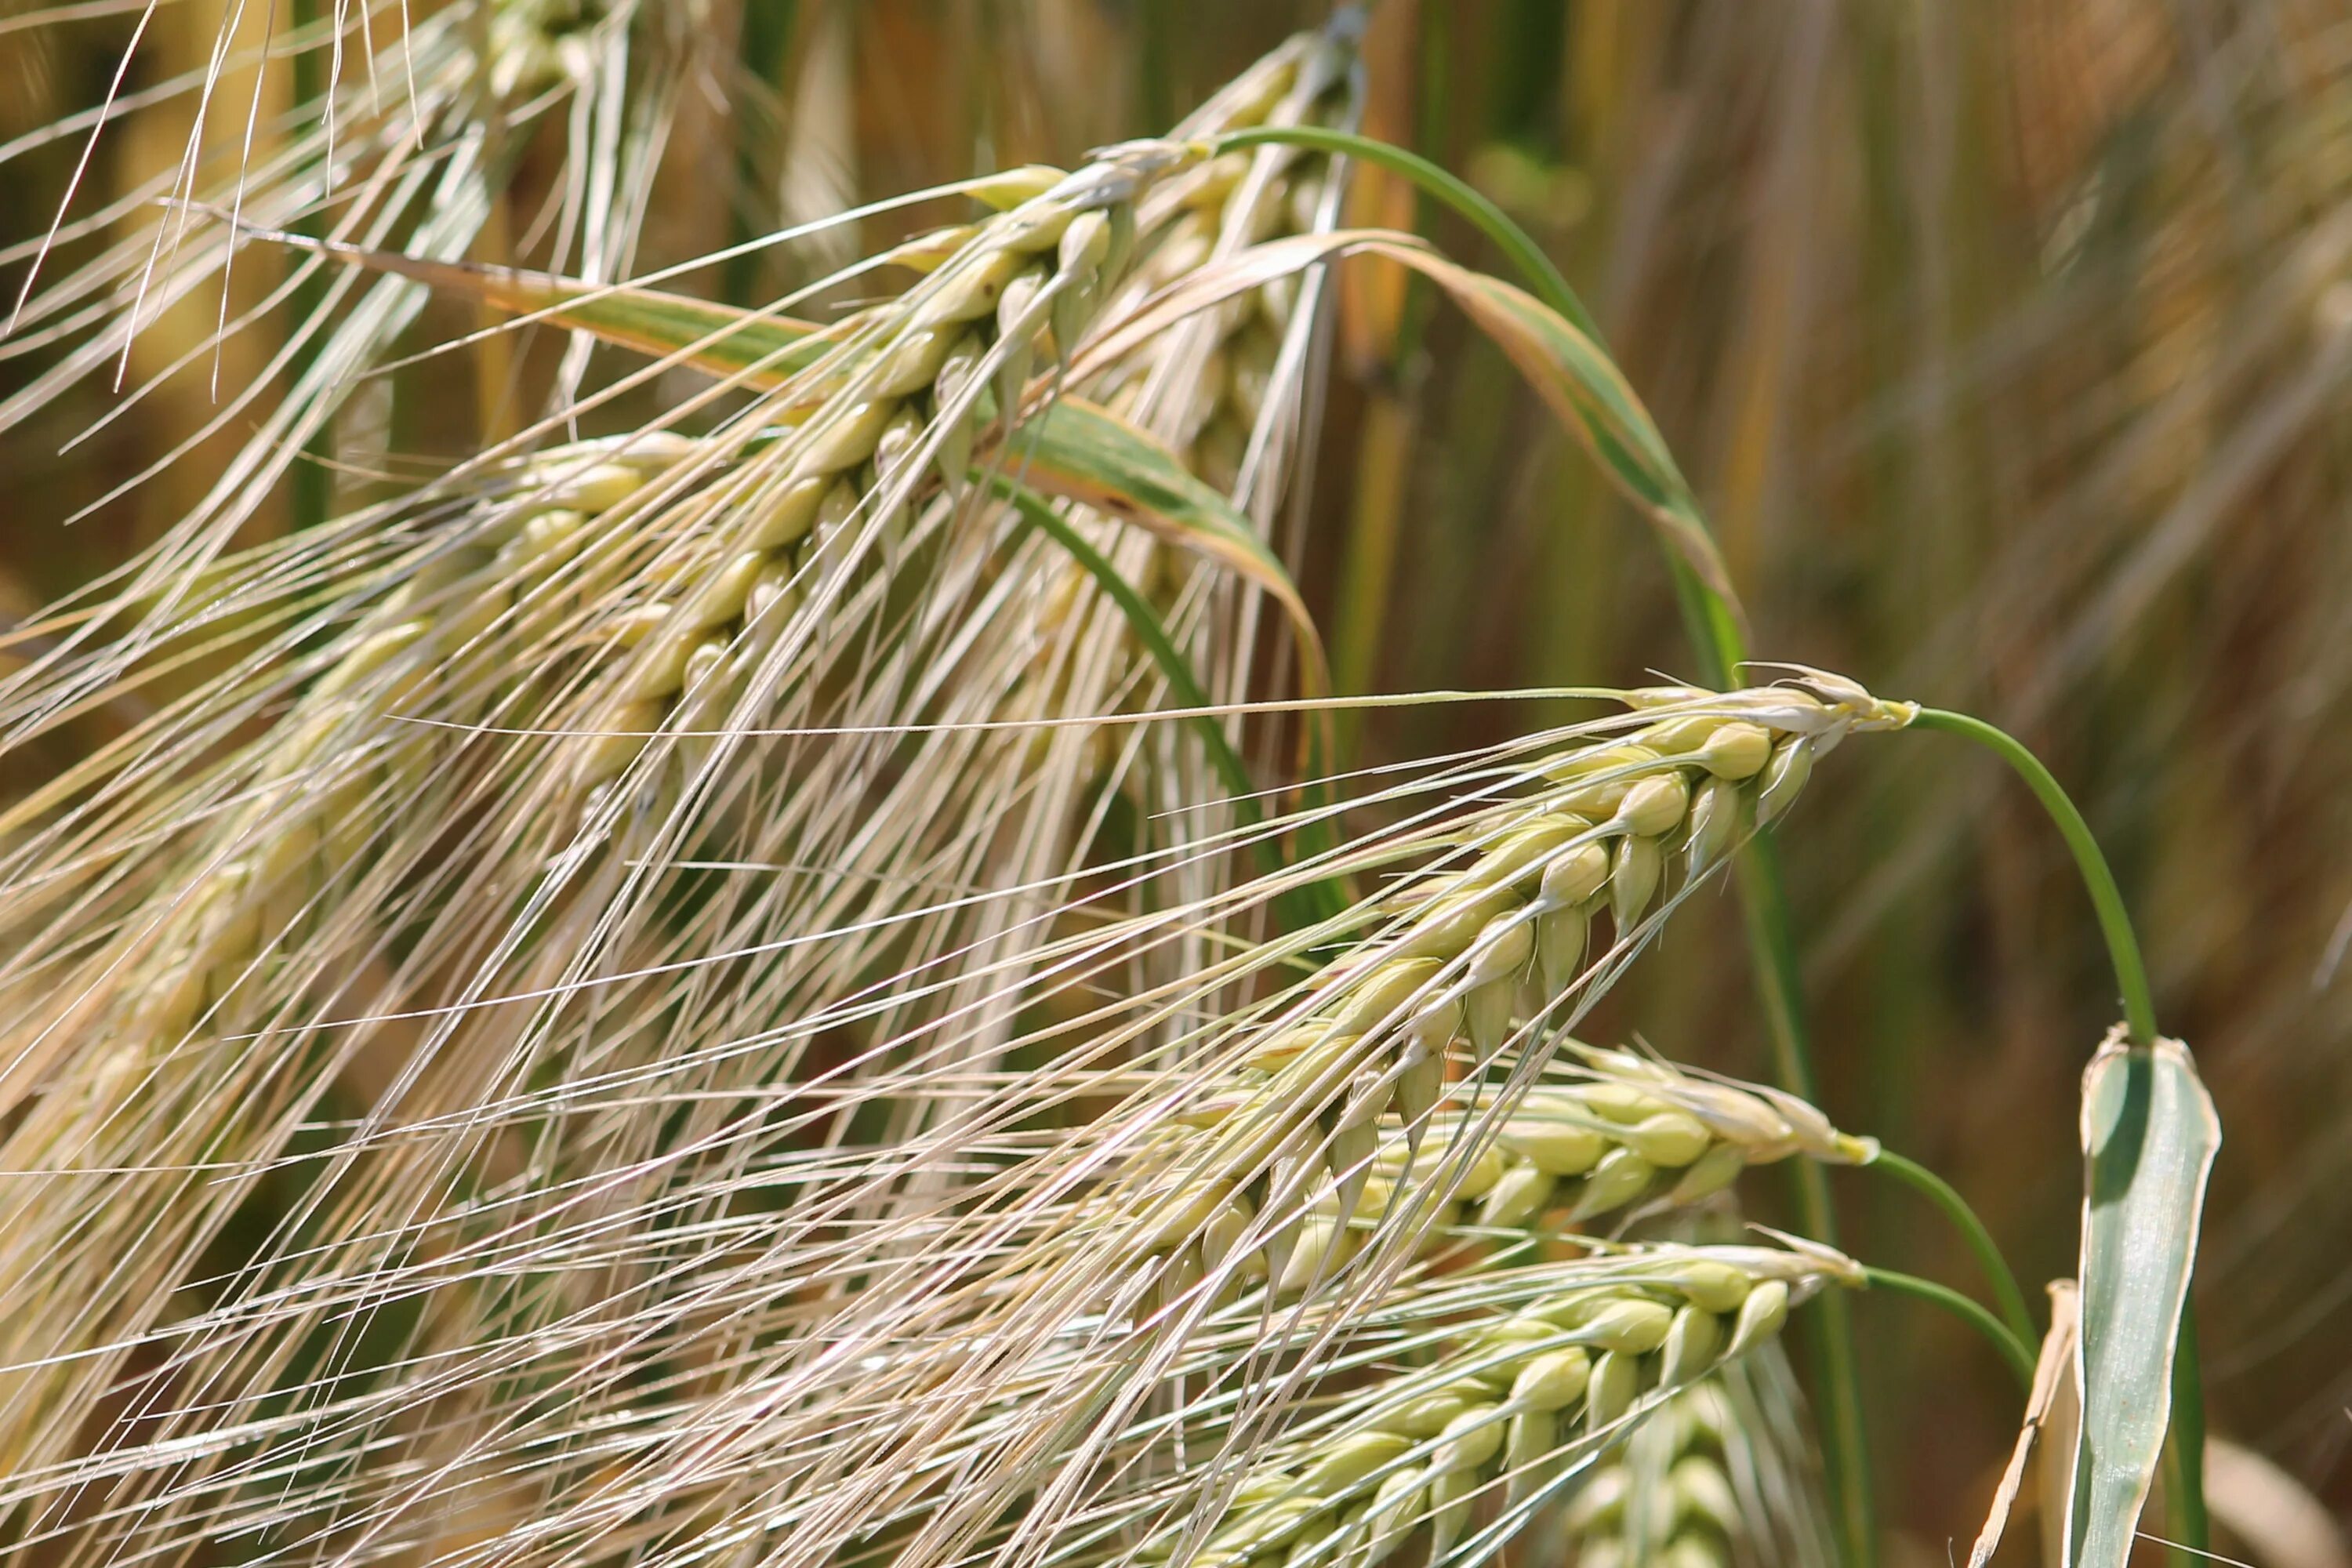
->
<box><xmin>1011</xmin><ymin>399</ymin><xmax>1328</xmax><ymax>695</ymax></box>
<box><xmin>227</xmin><ymin>223</ymin><xmax>843</xmax><ymax>383</ymax></box>
<box><xmin>1971</xmin><ymin>1280</ymin><xmax>2078</xmax><ymax>1567</ymax></box>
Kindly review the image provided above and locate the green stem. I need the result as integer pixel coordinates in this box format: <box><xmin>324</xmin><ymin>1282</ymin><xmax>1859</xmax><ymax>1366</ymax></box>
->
<box><xmin>1860</xmin><ymin>1267</ymin><xmax>2037</xmax><ymax>1394</ymax></box>
<box><xmin>1871</xmin><ymin>1149</ymin><xmax>2036</xmax><ymax>1346</ymax></box>
<box><xmin>725</xmin><ymin>1</ymin><xmax>800</xmax><ymax>307</ymax></box>
<box><xmin>1210</xmin><ymin>122</ymin><xmax>1874</xmax><ymax>1564</ymax></box>
<box><xmin>1907</xmin><ymin>708</ymin><xmax>2157</xmax><ymax>1046</ymax></box>
<box><xmin>996</xmin><ymin>481</ymin><xmax>1343</xmax><ymax>930</ymax></box>
<box><xmin>1907</xmin><ymin>706</ymin><xmax>2202</xmax><ymax>1559</ymax></box>
<box><xmin>996</xmin><ymin>481</ymin><xmax>1254</xmax><ymax>805</ymax></box>
<box><xmin>1209</xmin><ymin>126</ymin><xmax>1598</xmax><ymax>339</ymax></box>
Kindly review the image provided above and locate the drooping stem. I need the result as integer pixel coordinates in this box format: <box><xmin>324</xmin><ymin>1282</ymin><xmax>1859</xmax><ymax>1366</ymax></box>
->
<box><xmin>1908</xmin><ymin>708</ymin><xmax>2156</xmax><ymax>1045</ymax></box>
<box><xmin>1871</xmin><ymin>1149</ymin><xmax>2036</xmax><ymax>1346</ymax></box>
<box><xmin>1860</xmin><ymin>1267</ymin><xmax>2037</xmax><ymax>1394</ymax></box>
<box><xmin>1208</xmin><ymin>122</ymin><xmax>1877</xmax><ymax>1566</ymax></box>
<box><xmin>1907</xmin><ymin>705</ymin><xmax>2202</xmax><ymax>1559</ymax></box>
<box><xmin>1211</xmin><ymin>126</ymin><xmax>1598</xmax><ymax>339</ymax></box>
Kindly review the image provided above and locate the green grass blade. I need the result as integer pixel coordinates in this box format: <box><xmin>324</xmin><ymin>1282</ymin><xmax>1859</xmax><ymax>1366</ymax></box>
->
<box><xmin>1859</xmin><ymin>1266</ymin><xmax>2036</xmax><ymax>1393</ymax></box>
<box><xmin>1070</xmin><ymin>229</ymin><xmax>1743</xmax><ymax>617</ymax></box>
<box><xmin>993</xmin><ymin>481</ymin><xmax>1249</xmax><ymax>789</ymax></box>
<box><xmin>1014</xmin><ymin>400</ymin><xmax>1330</xmax><ymax>696</ymax></box>
<box><xmin>1212</xmin><ymin>125</ymin><xmax>1598</xmax><ymax>339</ymax></box>
<box><xmin>2066</xmin><ymin>1035</ymin><xmax>2220</xmax><ymax>1568</ymax></box>
<box><xmin>993</xmin><ymin>480</ymin><xmax>1342</xmax><ymax>927</ymax></box>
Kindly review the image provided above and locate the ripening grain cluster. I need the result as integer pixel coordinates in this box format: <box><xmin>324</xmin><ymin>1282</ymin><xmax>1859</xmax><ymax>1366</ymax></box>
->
<box><xmin>0</xmin><ymin>9</ymin><xmax>2246</xmax><ymax>1568</ymax></box>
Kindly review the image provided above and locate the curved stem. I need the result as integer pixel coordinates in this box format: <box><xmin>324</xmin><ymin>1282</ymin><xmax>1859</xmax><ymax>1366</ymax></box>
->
<box><xmin>1213</xmin><ymin>122</ymin><xmax>1874</xmax><ymax>1564</ymax></box>
<box><xmin>1908</xmin><ymin>706</ymin><xmax>2203</xmax><ymax>1559</ymax></box>
<box><xmin>1871</xmin><ymin>1149</ymin><xmax>2036</xmax><ymax>1347</ymax></box>
<box><xmin>996</xmin><ymin>481</ymin><xmax>1251</xmax><ymax>802</ymax></box>
<box><xmin>997</xmin><ymin>481</ymin><xmax>1345</xmax><ymax>931</ymax></box>
<box><xmin>1860</xmin><ymin>1266</ymin><xmax>2037</xmax><ymax>1395</ymax></box>
<box><xmin>1909</xmin><ymin>707</ymin><xmax>2158</xmax><ymax>1046</ymax></box>
<box><xmin>1209</xmin><ymin>126</ymin><xmax>1599</xmax><ymax>339</ymax></box>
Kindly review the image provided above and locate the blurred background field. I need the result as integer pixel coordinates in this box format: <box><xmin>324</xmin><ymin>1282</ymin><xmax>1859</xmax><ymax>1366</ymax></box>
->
<box><xmin>5</xmin><ymin>1</ymin><xmax>2349</xmax><ymax>1556</ymax></box>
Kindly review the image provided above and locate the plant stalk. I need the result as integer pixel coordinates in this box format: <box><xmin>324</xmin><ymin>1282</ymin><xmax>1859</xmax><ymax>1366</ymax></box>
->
<box><xmin>1860</xmin><ymin>1267</ymin><xmax>2037</xmax><ymax>1394</ymax></box>
<box><xmin>289</xmin><ymin>0</ymin><xmax>332</xmax><ymax>531</ymax></box>
<box><xmin>725</xmin><ymin>0</ymin><xmax>800</xmax><ymax>307</ymax></box>
<box><xmin>1907</xmin><ymin>706</ymin><xmax>2202</xmax><ymax>1559</ymax></box>
<box><xmin>1907</xmin><ymin>709</ymin><xmax>2156</xmax><ymax>1045</ymax></box>
<box><xmin>996</xmin><ymin>481</ymin><xmax>1343</xmax><ymax>930</ymax></box>
<box><xmin>1871</xmin><ymin>1149</ymin><xmax>2036</xmax><ymax>1346</ymax></box>
<box><xmin>1212</xmin><ymin>125</ymin><xmax>1597</xmax><ymax>339</ymax></box>
<box><xmin>2168</xmin><ymin>1295</ymin><xmax>2208</xmax><ymax>1557</ymax></box>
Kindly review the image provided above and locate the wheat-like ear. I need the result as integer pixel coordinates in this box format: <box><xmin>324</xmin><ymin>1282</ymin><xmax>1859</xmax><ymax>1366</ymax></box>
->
<box><xmin>1052</xmin><ymin>677</ymin><xmax>1908</xmax><ymax>1282</ymax></box>
<box><xmin>0</xmin><ymin>25</ymin><xmax>1383</xmax><ymax>1555</ymax></box>
<box><xmin>1147</xmin><ymin>1241</ymin><xmax>1861</xmax><ymax>1568</ymax></box>
<box><xmin>376</xmin><ymin>684</ymin><xmax>1889</xmax><ymax>1568</ymax></box>
<box><xmin>1554</xmin><ymin>1355</ymin><xmax>1830</xmax><ymax>1568</ymax></box>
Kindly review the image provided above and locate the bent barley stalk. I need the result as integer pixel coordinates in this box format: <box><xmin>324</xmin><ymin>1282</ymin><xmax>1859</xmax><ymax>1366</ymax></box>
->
<box><xmin>556</xmin><ymin>133</ymin><xmax>1208</xmax><ymax>815</ymax></box>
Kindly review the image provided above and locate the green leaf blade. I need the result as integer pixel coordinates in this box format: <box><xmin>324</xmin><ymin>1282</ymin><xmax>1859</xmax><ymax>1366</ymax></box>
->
<box><xmin>2066</xmin><ymin>1033</ymin><xmax>2221</xmax><ymax>1568</ymax></box>
<box><xmin>1014</xmin><ymin>400</ymin><xmax>1330</xmax><ymax>697</ymax></box>
<box><xmin>1066</xmin><ymin>229</ymin><xmax>1744</xmax><ymax>619</ymax></box>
